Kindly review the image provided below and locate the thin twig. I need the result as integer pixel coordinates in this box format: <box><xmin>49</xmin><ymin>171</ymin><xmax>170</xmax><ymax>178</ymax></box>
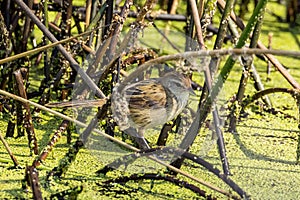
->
<box><xmin>0</xmin><ymin>28</ymin><xmax>100</xmax><ymax>65</ymax></box>
<box><xmin>243</xmin><ymin>87</ymin><xmax>300</xmax><ymax>108</ymax></box>
<box><xmin>0</xmin><ymin>131</ymin><xmax>19</xmax><ymax>167</ymax></box>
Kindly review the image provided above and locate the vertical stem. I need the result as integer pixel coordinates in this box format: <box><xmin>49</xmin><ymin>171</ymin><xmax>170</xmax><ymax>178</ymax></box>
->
<box><xmin>24</xmin><ymin>166</ymin><xmax>43</xmax><ymax>199</ymax></box>
<box><xmin>185</xmin><ymin>0</ymin><xmax>194</xmax><ymax>52</ymax></box>
<box><xmin>33</xmin><ymin>0</ymin><xmax>51</xmax><ymax>114</ymax></box>
<box><xmin>211</xmin><ymin>0</ymin><xmax>269</xmax><ymax>105</ymax></box>
<box><xmin>43</xmin><ymin>0</ymin><xmax>50</xmax><ymax>83</ymax></box>
<box><xmin>189</xmin><ymin>0</ymin><xmax>205</xmax><ymax>49</ymax></box>
<box><xmin>267</xmin><ymin>33</ymin><xmax>273</xmax><ymax>81</ymax></box>
<box><xmin>16</xmin><ymin>92</ymin><xmax>24</xmax><ymax>137</ymax></box>
<box><xmin>5</xmin><ymin>121</ymin><xmax>15</xmax><ymax>137</ymax></box>
<box><xmin>190</xmin><ymin>0</ymin><xmax>232</xmax><ymax>175</ymax></box>
<box><xmin>102</xmin><ymin>0</ymin><xmax>114</xmax><ymax>39</ymax></box>
<box><xmin>197</xmin><ymin>0</ymin><xmax>205</xmax><ymax>18</ymax></box>
<box><xmin>85</xmin><ymin>0</ymin><xmax>92</xmax><ymax>29</ymax></box>
<box><xmin>14</xmin><ymin>69</ymin><xmax>38</xmax><ymax>155</ymax></box>
<box><xmin>61</xmin><ymin>0</ymin><xmax>72</xmax><ymax>38</ymax></box>
<box><xmin>162</xmin><ymin>0</ymin><xmax>178</xmax><ymax>46</ymax></box>
<box><xmin>249</xmin><ymin>9</ymin><xmax>271</xmax><ymax>106</ymax></box>
<box><xmin>229</xmin><ymin>0</ymin><xmax>270</xmax><ymax>132</ymax></box>
<box><xmin>21</xmin><ymin>0</ymin><xmax>33</xmax><ymax>52</ymax></box>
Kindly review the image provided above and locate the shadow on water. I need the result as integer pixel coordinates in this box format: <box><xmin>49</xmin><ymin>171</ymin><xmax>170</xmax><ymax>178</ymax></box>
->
<box><xmin>232</xmin><ymin>125</ymin><xmax>298</xmax><ymax>165</ymax></box>
<box><xmin>236</xmin><ymin>124</ymin><xmax>300</xmax><ymax>134</ymax></box>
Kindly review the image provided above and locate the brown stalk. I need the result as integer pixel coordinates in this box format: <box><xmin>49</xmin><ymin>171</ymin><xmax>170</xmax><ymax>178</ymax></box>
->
<box><xmin>0</xmin><ymin>131</ymin><xmax>19</xmax><ymax>167</ymax></box>
<box><xmin>104</xmin><ymin>0</ymin><xmax>133</xmax><ymax>61</ymax></box>
<box><xmin>24</xmin><ymin>166</ymin><xmax>43</xmax><ymax>199</ymax></box>
<box><xmin>267</xmin><ymin>33</ymin><xmax>273</xmax><ymax>80</ymax></box>
<box><xmin>189</xmin><ymin>0</ymin><xmax>205</xmax><ymax>50</ymax></box>
<box><xmin>85</xmin><ymin>0</ymin><xmax>92</xmax><ymax>29</ymax></box>
<box><xmin>13</xmin><ymin>69</ymin><xmax>38</xmax><ymax>155</ymax></box>
<box><xmin>21</xmin><ymin>0</ymin><xmax>33</xmax><ymax>52</ymax></box>
<box><xmin>32</xmin><ymin>120</ymin><xmax>69</xmax><ymax>167</ymax></box>
<box><xmin>5</xmin><ymin>121</ymin><xmax>15</xmax><ymax>138</ymax></box>
<box><xmin>96</xmin><ymin>0</ymin><xmax>157</xmax><ymax>85</ymax></box>
<box><xmin>160</xmin><ymin>0</ymin><xmax>178</xmax><ymax>42</ymax></box>
<box><xmin>61</xmin><ymin>0</ymin><xmax>73</xmax><ymax>38</ymax></box>
<box><xmin>257</xmin><ymin>41</ymin><xmax>300</xmax><ymax>89</ymax></box>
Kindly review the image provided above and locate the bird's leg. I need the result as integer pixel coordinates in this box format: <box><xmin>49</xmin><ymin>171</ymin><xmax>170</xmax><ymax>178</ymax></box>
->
<box><xmin>134</xmin><ymin>137</ymin><xmax>150</xmax><ymax>150</ymax></box>
<box><xmin>135</xmin><ymin>129</ymin><xmax>150</xmax><ymax>150</ymax></box>
<box><xmin>124</xmin><ymin>127</ymin><xmax>150</xmax><ymax>149</ymax></box>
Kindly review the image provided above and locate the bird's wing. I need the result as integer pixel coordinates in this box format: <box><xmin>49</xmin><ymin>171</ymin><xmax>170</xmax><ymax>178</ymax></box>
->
<box><xmin>124</xmin><ymin>80</ymin><xmax>167</xmax><ymax>110</ymax></box>
<box><xmin>123</xmin><ymin>80</ymin><xmax>168</xmax><ymax>128</ymax></box>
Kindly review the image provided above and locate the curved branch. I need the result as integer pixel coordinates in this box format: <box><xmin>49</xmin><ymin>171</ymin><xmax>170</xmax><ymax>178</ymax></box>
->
<box><xmin>97</xmin><ymin>146</ymin><xmax>248</xmax><ymax>199</ymax></box>
<box><xmin>243</xmin><ymin>87</ymin><xmax>300</xmax><ymax>108</ymax></box>
<box><xmin>100</xmin><ymin>173</ymin><xmax>217</xmax><ymax>200</ymax></box>
<box><xmin>118</xmin><ymin>48</ymin><xmax>300</xmax><ymax>91</ymax></box>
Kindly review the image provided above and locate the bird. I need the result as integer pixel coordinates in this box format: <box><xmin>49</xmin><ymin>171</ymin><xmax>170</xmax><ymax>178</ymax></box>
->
<box><xmin>111</xmin><ymin>71</ymin><xmax>194</xmax><ymax>149</ymax></box>
<box><xmin>47</xmin><ymin>71</ymin><xmax>194</xmax><ymax>149</ymax></box>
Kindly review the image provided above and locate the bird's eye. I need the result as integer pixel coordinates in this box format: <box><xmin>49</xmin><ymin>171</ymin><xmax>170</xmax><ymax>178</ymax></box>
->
<box><xmin>174</xmin><ymin>82</ymin><xmax>182</xmax><ymax>87</ymax></box>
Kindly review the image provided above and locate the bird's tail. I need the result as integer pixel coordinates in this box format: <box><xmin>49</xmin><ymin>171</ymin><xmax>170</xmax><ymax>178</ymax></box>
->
<box><xmin>46</xmin><ymin>99</ymin><xmax>107</xmax><ymax>108</ymax></box>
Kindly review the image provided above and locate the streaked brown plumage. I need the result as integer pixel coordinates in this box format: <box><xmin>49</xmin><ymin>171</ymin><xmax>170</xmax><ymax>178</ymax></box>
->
<box><xmin>111</xmin><ymin>72</ymin><xmax>194</xmax><ymax>148</ymax></box>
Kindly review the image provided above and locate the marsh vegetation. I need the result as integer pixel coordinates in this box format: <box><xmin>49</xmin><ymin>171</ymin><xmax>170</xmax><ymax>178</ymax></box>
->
<box><xmin>0</xmin><ymin>0</ymin><xmax>300</xmax><ymax>199</ymax></box>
